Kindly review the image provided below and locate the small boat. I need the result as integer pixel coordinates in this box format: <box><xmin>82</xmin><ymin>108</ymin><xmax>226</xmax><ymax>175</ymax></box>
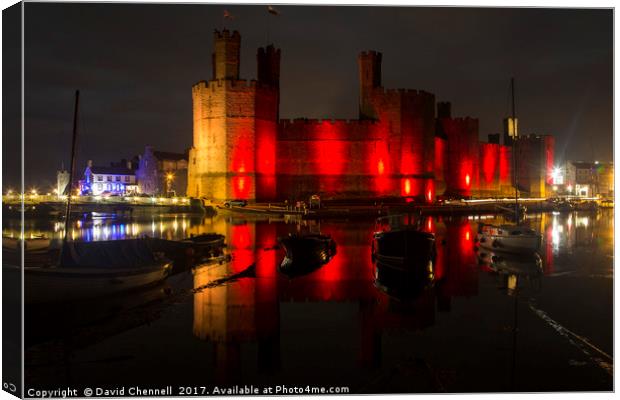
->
<box><xmin>2</xmin><ymin>235</ymin><xmax>52</xmax><ymax>252</ymax></box>
<box><xmin>371</xmin><ymin>215</ymin><xmax>436</xmax><ymax>270</ymax></box>
<box><xmin>9</xmin><ymin>239</ymin><xmax>172</xmax><ymax>304</ymax></box>
<box><xmin>277</xmin><ymin>233</ymin><xmax>336</xmax><ymax>277</ymax></box>
<box><xmin>548</xmin><ymin>198</ymin><xmax>574</xmax><ymax>212</ymax></box>
<box><xmin>476</xmin><ymin>223</ymin><xmax>542</xmax><ymax>253</ymax></box>
<box><xmin>573</xmin><ymin>200</ymin><xmax>598</xmax><ymax>212</ymax></box>
<box><xmin>182</xmin><ymin>233</ymin><xmax>225</xmax><ymax>249</ymax></box>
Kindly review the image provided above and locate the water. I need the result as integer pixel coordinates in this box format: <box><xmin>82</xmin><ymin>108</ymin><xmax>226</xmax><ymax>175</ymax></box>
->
<box><xmin>15</xmin><ymin>210</ymin><xmax>613</xmax><ymax>393</ymax></box>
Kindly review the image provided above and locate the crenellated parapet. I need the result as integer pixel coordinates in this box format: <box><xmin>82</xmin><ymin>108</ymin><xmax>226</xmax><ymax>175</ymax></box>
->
<box><xmin>214</xmin><ymin>29</ymin><xmax>241</xmax><ymax>40</ymax></box>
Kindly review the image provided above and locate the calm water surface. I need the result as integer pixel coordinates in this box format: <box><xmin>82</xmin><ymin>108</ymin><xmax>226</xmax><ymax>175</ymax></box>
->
<box><xmin>16</xmin><ymin>210</ymin><xmax>613</xmax><ymax>393</ymax></box>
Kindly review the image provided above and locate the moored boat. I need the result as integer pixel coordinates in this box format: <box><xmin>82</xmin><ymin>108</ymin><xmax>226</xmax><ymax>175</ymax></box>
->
<box><xmin>277</xmin><ymin>233</ymin><xmax>336</xmax><ymax>277</ymax></box>
<box><xmin>371</xmin><ymin>215</ymin><xmax>436</xmax><ymax>270</ymax></box>
<box><xmin>476</xmin><ymin>223</ymin><xmax>542</xmax><ymax>253</ymax></box>
<box><xmin>2</xmin><ymin>235</ymin><xmax>53</xmax><ymax>252</ymax></box>
<box><xmin>10</xmin><ymin>239</ymin><xmax>172</xmax><ymax>304</ymax></box>
<box><xmin>182</xmin><ymin>233</ymin><xmax>225</xmax><ymax>250</ymax></box>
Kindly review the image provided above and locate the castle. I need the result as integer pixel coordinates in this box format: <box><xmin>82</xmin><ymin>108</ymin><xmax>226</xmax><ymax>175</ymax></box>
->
<box><xmin>187</xmin><ymin>30</ymin><xmax>554</xmax><ymax>202</ymax></box>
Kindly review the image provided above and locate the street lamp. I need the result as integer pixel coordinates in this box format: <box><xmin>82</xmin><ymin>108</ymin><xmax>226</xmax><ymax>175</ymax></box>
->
<box><xmin>165</xmin><ymin>172</ymin><xmax>175</xmax><ymax>196</ymax></box>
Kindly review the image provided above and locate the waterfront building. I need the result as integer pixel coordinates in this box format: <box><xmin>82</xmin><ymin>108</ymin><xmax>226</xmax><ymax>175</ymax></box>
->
<box><xmin>594</xmin><ymin>161</ymin><xmax>614</xmax><ymax>197</ymax></box>
<box><xmin>187</xmin><ymin>29</ymin><xmax>554</xmax><ymax>202</ymax></box>
<box><xmin>135</xmin><ymin>146</ymin><xmax>188</xmax><ymax>196</ymax></box>
<box><xmin>563</xmin><ymin>160</ymin><xmax>614</xmax><ymax>198</ymax></box>
<box><xmin>81</xmin><ymin>159</ymin><xmax>138</xmax><ymax>195</ymax></box>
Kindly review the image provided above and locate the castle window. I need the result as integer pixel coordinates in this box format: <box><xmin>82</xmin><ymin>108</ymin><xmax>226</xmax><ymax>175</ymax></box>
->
<box><xmin>115</xmin><ymin>176</ymin><xmax>121</xmax><ymax>182</ymax></box>
<box><xmin>107</xmin><ymin>176</ymin><xmax>112</xmax><ymax>182</ymax></box>
<box><xmin>96</xmin><ymin>175</ymin><xmax>103</xmax><ymax>182</ymax></box>
<box><xmin>125</xmin><ymin>176</ymin><xmax>130</xmax><ymax>182</ymax></box>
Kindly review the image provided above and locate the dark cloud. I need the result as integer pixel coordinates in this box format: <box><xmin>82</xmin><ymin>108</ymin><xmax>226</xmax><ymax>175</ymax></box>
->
<box><xmin>15</xmin><ymin>3</ymin><xmax>612</xmax><ymax>189</ymax></box>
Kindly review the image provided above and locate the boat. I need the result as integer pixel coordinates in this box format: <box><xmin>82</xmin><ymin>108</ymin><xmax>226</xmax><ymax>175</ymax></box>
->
<box><xmin>8</xmin><ymin>239</ymin><xmax>172</xmax><ymax>304</ymax></box>
<box><xmin>371</xmin><ymin>215</ymin><xmax>436</xmax><ymax>270</ymax></box>
<box><xmin>182</xmin><ymin>233</ymin><xmax>226</xmax><ymax>251</ymax></box>
<box><xmin>6</xmin><ymin>92</ymin><xmax>172</xmax><ymax>305</ymax></box>
<box><xmin>2</xmin><ymin>235</ymin><xmax>53</xmax><ymax>252</ymax></box>
<box><xmin>573</xmin><ymin>200</ymin><xmax>598</xmax><ymax>212</ymax></box>
<box><xmin>476</xmin><ymin>223</ymin><xmax>542</xmax><ymax>253</ymax></box>
<box><xmin>277</xmin><ymin>233</ymin><xmax>337</xmax><ymax>277</ymax></box>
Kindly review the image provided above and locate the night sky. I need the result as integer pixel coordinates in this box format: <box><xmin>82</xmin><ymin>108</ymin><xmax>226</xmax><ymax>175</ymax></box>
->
<box><xmin>7</xmin><ymin>3</ymin><xmax>613</xmax><ymax>189</ymax></box>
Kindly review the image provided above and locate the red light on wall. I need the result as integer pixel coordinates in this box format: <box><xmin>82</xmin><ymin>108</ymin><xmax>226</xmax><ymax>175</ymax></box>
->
<box><xmin>481</xmin><ymin>144</ymin><xmax>499</xmax><ymax>185</ymax></box>
<box><xmin>465</xmin><ymin>231</ymin><xmax>470</xmax><ymax>241</ymax></box>
<box><xmin>231</xmin><ymin>175</ymin><xmax>251</xmax><ymax>199</ymax></box>
<box><xmin>465</xmin><ymin>174</ymin><xmax>471</xmax><ymax>187</ymax></box>
<box><xmin>377</xmin><ymin>159</ymin><xmax>385</xmax><ymax>175</ymax></box>
<box><xmin>404</xmin><ymin>179</ymin><xmax>411</xmax><ymax>195</ymax></box>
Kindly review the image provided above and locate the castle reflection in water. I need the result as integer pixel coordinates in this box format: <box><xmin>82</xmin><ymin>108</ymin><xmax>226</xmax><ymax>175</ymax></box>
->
<box><xmin>11</xmin><ymin>210</ymin><xmax>612</xmax><ymax>387</ymax></box>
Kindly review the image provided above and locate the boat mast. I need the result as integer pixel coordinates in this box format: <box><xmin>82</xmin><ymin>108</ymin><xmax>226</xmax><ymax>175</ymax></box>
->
<box><xmin>62</xmin><ymin>90</ymin><xmax>80</xmax><ymax>245</ymax></box>
<box><xmin>511</xmin><ymin>78</ymin><xmax>519</xmax><ymax>221</ymax></box>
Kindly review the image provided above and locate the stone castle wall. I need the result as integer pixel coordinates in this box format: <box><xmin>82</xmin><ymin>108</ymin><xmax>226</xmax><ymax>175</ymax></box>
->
<box><xmin>188</xmin><ymin>29</ymin><xmax>552</xmax><ymax>201</ymax></box>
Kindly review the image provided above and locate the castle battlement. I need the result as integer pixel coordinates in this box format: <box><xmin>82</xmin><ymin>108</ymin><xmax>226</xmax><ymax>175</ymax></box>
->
<box><xmin>193</xmin><ymin>79</ymin><xmax>276</xmax><ymax>92</ymax></box>
<box><xmin>359</xmin><ymin>50</ymin><xmax>382</xmax><ymax>58</ymax></box>
<box><xmin>379</xmin><ymin>88</ymin><xmax>434</xmax><ymax>98</ymax></box>
<box><xmin>214</xmin><ymin>29</ymin><xmax>240</xmax><ymax>40</ymax></box>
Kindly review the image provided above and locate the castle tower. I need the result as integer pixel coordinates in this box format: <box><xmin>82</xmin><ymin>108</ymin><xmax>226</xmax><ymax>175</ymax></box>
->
<box><xmin>358</xmin><ymin>51</ymin><xmax>382</xmax><ymax>120</ymax></box>
<box><xmin>212</xmin><ymin>30</ymin><xmax>241</xmax><ymax>80</ymax></box>
<box><xmin>257</xmin><ymin>45</ymin><xmax>280</xmax><ymax>89</ymax></box>
<box><xmin>188</xmin><ymin>30</ymin><xmax>280</xmax><ymax>201</ymax></box>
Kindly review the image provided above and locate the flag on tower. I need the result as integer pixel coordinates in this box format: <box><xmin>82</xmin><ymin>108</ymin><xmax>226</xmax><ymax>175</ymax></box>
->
<box><xmin>267</xmin><ymin>5</ymin><xmax>280</xmax><ymax>16</ymax></box>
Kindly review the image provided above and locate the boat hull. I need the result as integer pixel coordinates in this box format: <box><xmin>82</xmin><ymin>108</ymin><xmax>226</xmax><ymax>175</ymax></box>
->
<box><xmin>6</xmin><ymin>263</ymin><xmax>172</xmax><ymax>304</ymax></box>
<box><xmin>477</xmin><ymin>225</ymin><xmax>542</xmax><ymax>253</ymax></box>
<box><xmin>278</xmin><ymin>234</ymin><xmax>336</xmax><ymax>277</ymax></box>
